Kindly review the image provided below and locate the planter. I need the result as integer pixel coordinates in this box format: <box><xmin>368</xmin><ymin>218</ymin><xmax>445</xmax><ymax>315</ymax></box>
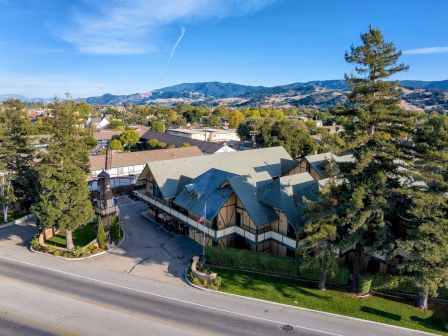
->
<box><xmin>191</xmin><ymin>256</ymin><xmax>217</xmax><ymax>285</ymax></box>
<box><xmin>30</xmin><ymin>224</ymin><xmax>125</xmax><ymax>260</ymax></box>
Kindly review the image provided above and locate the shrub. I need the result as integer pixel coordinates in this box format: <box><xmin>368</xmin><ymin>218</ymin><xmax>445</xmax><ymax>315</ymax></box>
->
<box><xmin>97</xmin><ymin>217</ymin><xmax>107</xmax><ymax>251</ymax></box>
<box><xmin>358</xmin><ymin>275</ymin><xmax>373</xmax><ymax>295</ymax></box>
<box><xmin>205</xmin><ymin>246</ymin><xmax>349</xmax><ymax>285</ymax></box>
<box><xmin>214</xmin><ymin>276</ymin><xmax>222</xmax><ymax>288</ymax></box>
<box><xmin>202</xmin><ymin>278</ymin><xmax>209</xmax><ymax>287</ymax></box>
<box><xmin>147</xmin><ymin>139</ymin><xmax>159</xmax><ymax>149</ymax></box>
<box><xmin>31</xmin><ymin>236</ymin><xmax>41</xmax><ymax>250</ymax></box>
<box><xmin>85</xmin><ymin>244</ymin><xmax>98</xmax><ymax>254</ymax></box>
<box><xmin>110</xmin><ymin>223</ymin><xmax>120</xmax><ymax>245</ymax></box>
<box><xmin>109</xmin><ymin>139</ymin><xmax>123</xmax><ymax>151</ymax></box>
<box><xmin>74</xmin><ymin>246</ymin><xmax>83</xmax><ymax>257</ymax></box>
<box><xmin>53</xmin><ymin>250</ymin><xmax>63</xmax><ymax>257</ymax></box>
<box><xmin>192</xmin><ymin>277</ymin><xmax>201</xmax><ymax>286</ymax></box>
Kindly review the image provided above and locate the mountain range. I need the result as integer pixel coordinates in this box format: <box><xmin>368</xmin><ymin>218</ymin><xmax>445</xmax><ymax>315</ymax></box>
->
<box><xmin>2</xmin><ymin>79</ymin><xmax>448</xmax><ymax>112</ymax></box>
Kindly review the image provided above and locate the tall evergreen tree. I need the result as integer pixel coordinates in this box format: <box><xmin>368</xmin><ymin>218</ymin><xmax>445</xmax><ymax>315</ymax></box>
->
<box><xmin>303</xmin><ymin>179</ymin><xmax>340</xmax><ymax>290</ymax></box>
<box><xmin>398</xmin><ymin>191</ymin><xmax>448</xmax><ymax>309</ymax></box>
<box><xmin>333</xmin><ymin>25</ymin><xmax>416</xmax><ymax>291</ymax></box>
<box><xmin>397</xmin><ymin>114</ymin><xmax>448</xmax><ymax>308</ymax></box>
<box><xmin>0</xmin><ymin>99</ymin><xmax>35</xmax><ymax>212</ymax></box>
<box><xmin>32</xmin><ymin>100</ymin><xmax>93</xmax><ymax>249</ymax></box>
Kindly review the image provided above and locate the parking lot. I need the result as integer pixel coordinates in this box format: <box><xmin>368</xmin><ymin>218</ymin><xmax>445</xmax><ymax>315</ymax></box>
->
<box><xmin>80</xmin><ymin>196</ymin><xmax>201</xmax><ymax>285</ymax></box>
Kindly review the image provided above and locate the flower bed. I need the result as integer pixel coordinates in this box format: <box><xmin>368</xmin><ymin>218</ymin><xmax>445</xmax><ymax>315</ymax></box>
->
<box><xmin>188</xmin><ymin>256</ymin><xmax>222</xmax><ymax>290</ymax></box>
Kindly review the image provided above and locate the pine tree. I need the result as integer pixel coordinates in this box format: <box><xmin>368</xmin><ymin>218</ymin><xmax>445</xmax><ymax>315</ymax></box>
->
<box><xmin>397</xmin><ymin>114</ymin><xmax>448</xmax><ymax>308</ymax></box>
<box><xmin>0</xmin><ymin>99</ymin><xmax>35</xmax><ymax>211</ymax></box>
<box><xmin>334</xmin><ymin>25</ymin><xmax>416</xmax><ymax>291</ymax></box>
<box><xmin>303</xmin><ymin>180</ymin><xmax>339</xmax><ymax>290</ymax></box>
<box><xmin>32</xmin><ymin>100</ymin><xmax>93</xmax><ymax>250</ymax></box>
<box><xmin>398</xmin><ymin>191</ymin><xmax>448</xmax><ymax>309</ymax></box>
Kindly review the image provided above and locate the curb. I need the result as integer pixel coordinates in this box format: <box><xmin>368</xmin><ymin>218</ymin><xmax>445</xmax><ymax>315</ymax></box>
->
<box><xmin>30</xmin><ymin>225</ymin><xmax>126</xmax><ymax>261</ymax></box>
<box><xmin>183</xmin><ymin>263</ymin><xmax>437</xmax><ymax>336</ymax></box>
<box><xmin>0</xmin><ymin>214</ymin><xmax>35</xmax><ymax>229</ymax></box>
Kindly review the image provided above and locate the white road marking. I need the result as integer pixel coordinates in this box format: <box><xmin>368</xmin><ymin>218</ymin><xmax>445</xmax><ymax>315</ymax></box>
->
<box><xmin>0</xmin><ymin>255</ymin><xmax>344</xmax><ymax>336</ymax></box>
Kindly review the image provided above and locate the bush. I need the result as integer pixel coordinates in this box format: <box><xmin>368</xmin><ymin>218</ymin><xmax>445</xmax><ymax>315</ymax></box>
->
<box><xmin>205</xmin><ymin>246</ymin><xmax>349</xmax><ymax>285</ymax></box>
<box><xmin>192</xmin><ymin>277</ymin><xmax>201</xmax><ymax>286</ymax></box>
<box><xmin>359</xmin><ymin>275</ymin><xmax>373</xmax><ymax>295</ymax></box>
<box><xmin>74</xmin><ymin>246</ymin><xmax>83</xmax><ymax>257</ymax></box>
<box><xmin>109</xmin><ymin>139</ymin><xmax>123</xmax><ymax>150</ymax></box>
<box><xmin>31</xmin><ymin>236</ymin><xmax>41</xmax><ymax>250</ymax></box>
<box><xmin>202</xmin><ymin>278</ymin><xmax>208</xmax><ymax>287</ymax></box>
<box><xmin>370</xmin><ymin>273</ymin><xmax>448</xmax><ymax>300</ymax></box>
<box><xmin>53</xmin><ymin>250</ymin><xmax>63</xmax><ymax>257</ymax></box>
<box><xmin>85</xmin><ymin>244</ymin><xmax>99</xmax><ymax>254</ymax></box>
<box><xmin>214</xmin><ymin>276</ymin><xmax>222</xmax><ymax>288</ymax></box>
<box><xmin>110</xmin><ymin>223</ymin><xmax>120</xmax><ymax>245</ymax></box>
<box><xmin>97</xmin><ymin>217</ymin><xmax>107</xmax><ymax>251</ymax></box>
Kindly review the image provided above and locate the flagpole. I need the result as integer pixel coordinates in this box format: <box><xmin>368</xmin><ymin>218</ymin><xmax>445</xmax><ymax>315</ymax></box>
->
<box><xmin>203</xmin><ymin>202</ymin><xmax>206</xmax><ymax>260</ymax></box>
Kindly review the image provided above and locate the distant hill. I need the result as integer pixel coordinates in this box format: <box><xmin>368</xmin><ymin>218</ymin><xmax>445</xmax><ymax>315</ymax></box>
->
<box><xmin>3</xmin><ymin>79</ymin><xmax>448</xmax><ymax>112</ymax></box>
<box><xmin>0</xmin><ymin>94</ymin><xmax>52</xmax><ymax>103</ymax></box>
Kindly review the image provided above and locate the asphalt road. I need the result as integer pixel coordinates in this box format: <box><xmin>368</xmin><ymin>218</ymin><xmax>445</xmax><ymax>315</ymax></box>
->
<box><xmin>0</xmin><ymin>248</ymin><xmax>432</xmax><ymax>336</ymax></box>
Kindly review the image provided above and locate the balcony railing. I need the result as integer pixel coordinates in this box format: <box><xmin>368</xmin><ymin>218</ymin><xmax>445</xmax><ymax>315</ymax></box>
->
<box><xmin>133</xmin><ymin>190</ymin><xmax>297</xmax><ymax>250</ymax></box>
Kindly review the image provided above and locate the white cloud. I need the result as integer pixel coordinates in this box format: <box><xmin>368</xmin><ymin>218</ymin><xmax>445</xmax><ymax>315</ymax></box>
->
<box><xmin>403</xmin><ymin>46</ymin><xmax>448</xmax><ymax>55</ymax></box>
<box><xmin>170</xmin><ymin>26</ymin><xmax>186</xmax><ymax>61</ymax></box>
<box><xmin>60</xmin><ymin>0</ymin><xmax>278</xmax><ymax>55</ymax></box>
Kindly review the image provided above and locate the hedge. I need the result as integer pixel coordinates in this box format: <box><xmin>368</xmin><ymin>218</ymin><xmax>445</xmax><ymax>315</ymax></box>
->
<box><xmin>371</xmin><ymin>273</ymin><xmax>448</xmax><ymax>300</ymax></box>
<box><xmin>205</xmin><ymin>246</ymin><xmax>349</xmax><ymax>286</ymax></box>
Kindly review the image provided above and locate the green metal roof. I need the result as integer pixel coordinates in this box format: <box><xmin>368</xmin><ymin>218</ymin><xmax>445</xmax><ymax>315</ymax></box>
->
<box><xmin>228</xmin><ymin>172</ymin><xmax>278</xmax><ymax>227</ymax></box>
<box><xmin>174</xmin><ymin>169</ymin><xmax>236</xmax><ymax>220</ymax></box>
<box><xmin>258</xmin><ymin>172</ymin><xmax>319</xmax><ymax>231</ymax></box>
<box><xmin>140</xmin><ymin>146</ymin><xmax>292</xmax><ymax>200</ymax></box>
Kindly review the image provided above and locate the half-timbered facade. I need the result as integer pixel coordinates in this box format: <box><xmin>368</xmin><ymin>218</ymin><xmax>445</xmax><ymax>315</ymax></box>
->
<box><xmin>134</xmin><ymin>147</ymin><xmax>323</xmax><ymax>256</ymax></box>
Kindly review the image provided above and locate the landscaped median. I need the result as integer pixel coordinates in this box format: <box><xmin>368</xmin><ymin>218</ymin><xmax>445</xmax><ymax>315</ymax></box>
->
<box><xmin>203</xmin><ymin>246</ymin><xmax>448</xmax><ymax>335</ymax></box>
<box><xmin>31</xmin><ymin>219</ymin><xmax>124</xmax><ymax>259</ymax></box>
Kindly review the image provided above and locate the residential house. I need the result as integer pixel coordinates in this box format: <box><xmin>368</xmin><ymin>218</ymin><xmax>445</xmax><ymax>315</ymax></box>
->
<box><xmin>93</xmin><ymin>127</ymin><xmax>149</xmax><ymax>147</ymax></box>
<box><xmin>166</xmin><ymin>128</ymin><xmax>240</xmax><ymax>143</ymax></box>
<box><xmin>89</xmin><ymin>146</ymin><xmax>203</xmax><ymax>189</ymax></box>
<box><xmin>87</xmin><ymin>116</ymin><xmax>110</xmax><ymax>129</ymax></box>
<box><xmin>141</xmin><ymin>130</ymin><xmax>235</xmax><ymax>154</ymax></box>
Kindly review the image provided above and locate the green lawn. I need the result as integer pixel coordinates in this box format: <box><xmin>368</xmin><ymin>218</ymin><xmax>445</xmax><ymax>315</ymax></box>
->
<box><xmin>46</xmin><ymin>222</ymin><xmax>97</xmax><ymax>248</ymax></box>
<box><xmin>1</xmin><ymin>211</ymin><xmax>25</xmax><ymax>223</ymax></box>
<box><xmin>212</xmin><ymin>268</ymin><xmax>448</xmax><ymax>335</ymax></box>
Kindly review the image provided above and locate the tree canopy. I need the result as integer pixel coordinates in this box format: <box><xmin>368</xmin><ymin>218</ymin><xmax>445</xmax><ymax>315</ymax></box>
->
<box><xmin>119</xmin><ymin>130</ymin><xmax>141</xmax><ymax>149</ymax></box>
<box><xmin>238</xmin><ymin>118</ymin><xmax>317</xmax><ymax>158</ymax></box>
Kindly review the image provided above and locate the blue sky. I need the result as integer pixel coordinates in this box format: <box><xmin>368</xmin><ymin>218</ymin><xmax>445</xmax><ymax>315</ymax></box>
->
<box><xmin>1</xmin><ymin>0</ymin><xmax>447</xmax><ymax>97</ymax></box>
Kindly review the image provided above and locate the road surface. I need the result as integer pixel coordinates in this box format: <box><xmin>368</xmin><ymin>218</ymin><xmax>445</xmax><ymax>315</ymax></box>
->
<box><xmin>0</xmin><ymin>247</ymin><xmax>432</xmax><ymax>336</ymax></box>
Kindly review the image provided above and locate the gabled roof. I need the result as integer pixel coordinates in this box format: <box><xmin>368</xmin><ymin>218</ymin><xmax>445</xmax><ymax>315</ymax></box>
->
<box><xmin>258</xmin><ymin>172</ymin><xmax>319</xmax><ymax>230</ymax></box>
<box><xmin>228</xmin><ymin>172</ymin><xmax>278</xmax><ymax>227</ymax></box>
<box><xmin>281</xmin><ymin>158</ymin><xmax>300</xmax><ymax>175</ymax></box>
<box><xmin>305</xmin><ymin>152</ymin><xmax>354</xmax><ymax>179</ymax></box>
<box><xmin>89</xmin><ymin>146</ymin><xmax>203</xmax><ymax>171</ymax></box>
<box><xmin>92</xmin><ymin>127</ymin><xmax>149</xmax><ymax>141</ymax></box>
<box><xmin>174</xmin><ymin>169</ymin><xmax>236</xmax><ymax>220</ymax></box>
<box><xmin>140</xmin><ymin>146</ymin><xmax>292</xmax><ymax>200</ymax></box>
<box><xmin>141</xmin><ymin>130</ymin><xmax>226</xmax><ymax>154</ymax></box>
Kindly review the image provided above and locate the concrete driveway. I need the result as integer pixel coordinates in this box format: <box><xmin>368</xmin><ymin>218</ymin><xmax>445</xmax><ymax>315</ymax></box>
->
<box><xmin>0</xmin><ymin>196</ymin><xmax>200</xmax><ymax>285</ymax></box>
<box><xmin>80</xmin><ymin>196</ymin><xmax>201</xmax><ymax>285</ymax></box>
<box><xmin>0</xmin><ymin>221</ymin><xmax>38</xmax><ymax>253</ymax></box>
